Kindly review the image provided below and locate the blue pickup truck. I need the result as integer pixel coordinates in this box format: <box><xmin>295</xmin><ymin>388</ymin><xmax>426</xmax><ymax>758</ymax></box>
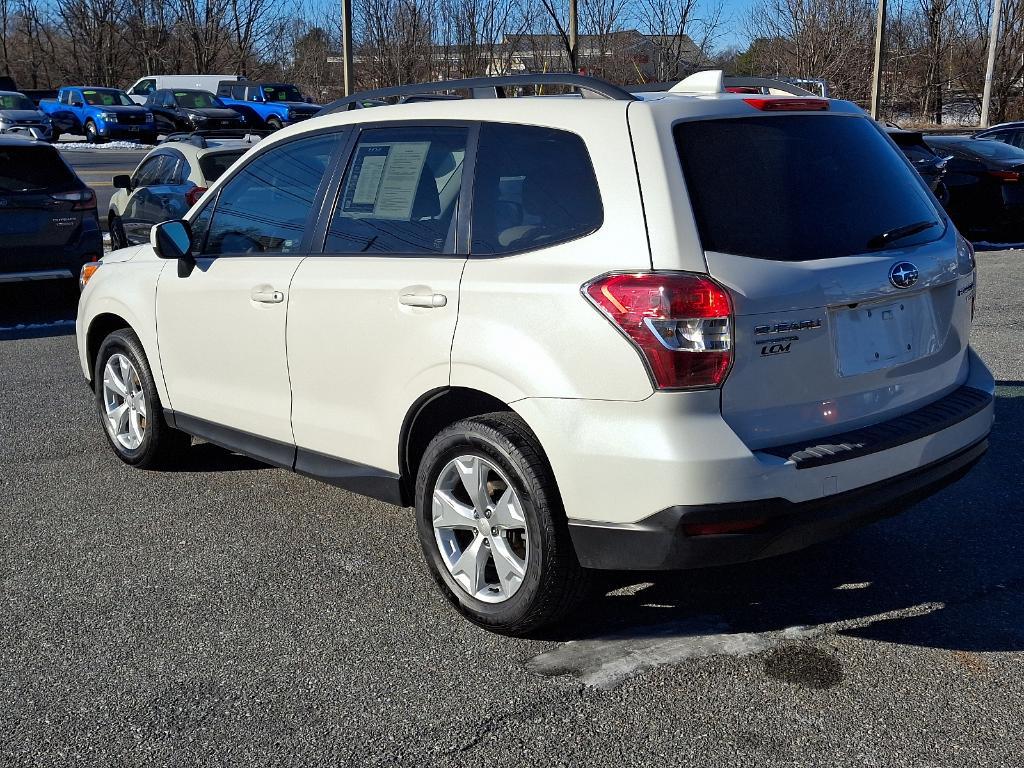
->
<box><xmin>39</xmin><ymin>86</ymin><xmax>156</xmax><ymax>143</ymax></box>
<box><xmin>215</xmin><ymin>81</ymin><xmax>320</xmax><ymax>130</ymax></box>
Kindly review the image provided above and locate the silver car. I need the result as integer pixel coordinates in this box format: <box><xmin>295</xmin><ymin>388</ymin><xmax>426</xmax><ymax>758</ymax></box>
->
<box><xmin>0</xmin><ymin>91</ymin><xmax>55</xmax><ymax>141</ymax></box>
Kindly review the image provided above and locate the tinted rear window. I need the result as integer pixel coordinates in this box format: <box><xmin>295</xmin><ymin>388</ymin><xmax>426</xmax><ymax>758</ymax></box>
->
<box><xmin>675</xmin><ymin>115</ymin><xmax>943</xmax><ymax>260</ymax></box>
<box><xmin>0</xmin><ymin>146</ymin><xmax>76</xmax><ymax>191</ymax></box>
<box><xmin>199</xmin><ymin>150</ymin><xmax>246</xmax><ymax>182</ymax></box>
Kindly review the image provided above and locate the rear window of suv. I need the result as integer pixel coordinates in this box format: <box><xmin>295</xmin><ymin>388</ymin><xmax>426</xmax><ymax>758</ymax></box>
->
<box><xmin>199</xmin><ymin>150</ymin><xmax>246</xmax><ymax>182</ymax></box>
<box><xmin>674</xmin><ymin>115</ymin><xmax>944</xmax><ymax>261</ymax></box>
<box><xmin>0</xmin><ymin>146</ymin><xmax>76</xmax><ymax>191</ymax></box>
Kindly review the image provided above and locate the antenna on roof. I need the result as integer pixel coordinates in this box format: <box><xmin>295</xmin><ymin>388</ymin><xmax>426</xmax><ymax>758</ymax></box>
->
<box><xmin>669</xmin><ymin>70</ymin><xmax>724</xmax><ymax>94</ymax></box>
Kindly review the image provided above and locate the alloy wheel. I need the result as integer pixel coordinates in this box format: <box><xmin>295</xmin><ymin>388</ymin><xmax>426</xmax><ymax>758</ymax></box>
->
<box><xmin>101</xmin><ymin>353</ymin><xmax>147</xmax><ymax>450</ymax></box>
<box><xmin>432</xmin><ymin>455</ymin><xmax>530</xmax><ymax>603</ymax></box>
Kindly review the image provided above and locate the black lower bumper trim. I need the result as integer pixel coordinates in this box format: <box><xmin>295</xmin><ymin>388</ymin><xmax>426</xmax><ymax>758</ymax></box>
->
<box><xmin>569</xmin><ymin>438</ymin><xmax>989</xmax><ymax>570</ymax></box>
<box><xmin>762</xmin><ymin>385</ymin><xmax>992</xmax><ymax>469</ymax></box>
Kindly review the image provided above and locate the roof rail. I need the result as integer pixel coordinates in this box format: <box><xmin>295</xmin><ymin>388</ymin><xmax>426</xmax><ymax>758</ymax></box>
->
<box><xmin>632</xmin><ymin>73</ymin><xmax>817</xmax><ymax>98</ymax></box>
<box><xmin>319</xmin><ymin>73</ymin><xmax>638</xmax><ymax>114</ymax></box>
<box><xmin>160</xmin><ymin>129</ymin><xmax>270</xmax><ymax>148</ymax></box>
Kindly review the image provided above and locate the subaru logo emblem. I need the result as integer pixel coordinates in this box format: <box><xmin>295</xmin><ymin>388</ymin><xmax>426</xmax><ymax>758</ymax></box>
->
<box><xmin>889</xmin><ymin>261</ymin><xmax>919</xmax><ymax>289</ymax></box>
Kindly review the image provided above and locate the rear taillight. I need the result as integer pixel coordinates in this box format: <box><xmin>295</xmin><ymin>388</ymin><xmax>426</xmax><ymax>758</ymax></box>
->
<box><xmin>743</xmin><ymin>97</ymin><xmax>829</xmax><ymax>111</ymax></box>
<box><xmin>583</xmin><ymin>272</ymin><xmax>734</xmax><ymax>390</ymax></box>
<box><xmin>52</xmin><ymin>188</ymin><xmax>96</xmax><ymax>210</ymax></box>
<box><xmin>988</xmin><ymin>170</ymin><xmax>1020</xmax><ymax>182</ymax></box>
<box><xmin>185</xmin><ymin>186</ymin><xmax>208</xmax><ymax>208</ymax></box>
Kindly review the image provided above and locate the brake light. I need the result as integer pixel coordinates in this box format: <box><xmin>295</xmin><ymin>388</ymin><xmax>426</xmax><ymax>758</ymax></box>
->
<box><xmin>584</xmin><ymin>272</ymin><xmax>733</xmax><ymax>390</ymax></box>
<box><xmin>185</xmin><ymin>186</ymin><xmax>208</xmax><ymax>207</ymax></box>
<box><xmin>52</xmin><ymin>188</ymin><xmax>96</xmax><ymax>210</ymax></box>
<box><xmin>988</xmin><ymin>170</ymin><xmax>1020</xmax><ymax>182</ymax></box>
<box><xmin>743</xmin><ymin>98</ymin><xmax>829</xmax><ymax>111</ymax></box>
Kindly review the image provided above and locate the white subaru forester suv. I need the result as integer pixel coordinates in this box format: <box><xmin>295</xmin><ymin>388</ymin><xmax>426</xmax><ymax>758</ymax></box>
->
<box><xmin>77</xmin><ymin>72</ymin><xmax>994</xmax><ymax>635</ymax></box>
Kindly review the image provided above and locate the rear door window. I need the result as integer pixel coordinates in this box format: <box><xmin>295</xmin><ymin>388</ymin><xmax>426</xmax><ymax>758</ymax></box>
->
<box><xmin>471</xmin><ymin>123</ymin><xmax>602</xmax><ymax>255</ymax></box>
<box><xmin>0</xmin><ymin>146</ymin><xmax>76</xmax><ymax>191</ymax></box>
<box><xmin>674</xmin><ymin>115</ymin><xmax>944</xmax><ymax>260</ymax></box>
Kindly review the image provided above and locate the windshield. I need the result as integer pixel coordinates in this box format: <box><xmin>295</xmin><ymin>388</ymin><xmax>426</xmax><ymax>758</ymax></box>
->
<box><xmin>174</xmin><ymin>91</ymin><xmax>224</xmax><ymax>109</ymax></box>
<box><xmin>261</xmin><ymin>84</ymin><xmax>304</xmax><ymax>102</ymax></box>
<box><xmin>931</xmin><ymin>137</ymin><xmax>1024</xmax><ymax>161</ymax></box>
<box><xmin>674</xmin><ymin>114</ymin><xmax>944</xmax><ymax>261</ymax></box>
<box><xmin>0</xmin><ymin>146</ymin><xmax>76</xmax><ymax>191</ymax></box>
<box><xmin>0</xmin><ymin>93</ymin><xmax>36</xmax><ymax>110</ymax></box>
<box><xmin>82</xmin><ymin>89</ymin><xmax>135</xmax><ymax>107</ymax></box>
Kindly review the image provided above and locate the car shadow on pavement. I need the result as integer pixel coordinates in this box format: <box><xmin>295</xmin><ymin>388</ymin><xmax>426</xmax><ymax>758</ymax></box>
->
<box><xmin>160</xmin><ymin>441</ymin><xmax>269</xmax><ymax>473</ymax></box>
<box><xmin>0</xmin><ymin>283</ymin><xmax>78</xmax><ymax>340</ymax></box>
<box><xmin>552</xmin><ymin>386</ymin><xmax>1024</xmax><ymax>656</ymax></box>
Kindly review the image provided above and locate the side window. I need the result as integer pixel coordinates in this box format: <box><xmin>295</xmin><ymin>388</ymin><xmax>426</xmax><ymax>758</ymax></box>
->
<box><xmin>471</xmin><ymin>123</ymin><xmax>603</xmax><ymax>255</ymax></box>
<box><xmin>986</xmin><ymin>130</ymin><xmax>1010</xmax><ymax>144</ymax></box>
<box><xmin>156</xmin><ymin>157</ymin><xmax>181</xmax><ymax>185</ymax></box>
<box><xmin>176</xmin><ymin>158</ymin><xmax>191</xmax><ymax>185</ymax></box>
<box><xmin>133</xmin><ymin>156</ymin><xmax>168</xmax><ymax>187</ymax></box>
<box><xmin>203</xmin><ymin>132</ymin><xmax>341</xmax><ymax>255</ymax></box>
<box><xmin>59</xmin><ymin>89</ymin><xmax>69</xmax><ymax>105</ymax></box>
<box><xmin>325</xmin><ymin>125</ymin><xmax>468</xmax><ymax>255</ymax></box>
<box><xmin>231</xmin><ymin>84</ymin><xmax>246</xmax><ymax>100</ymax></box>
<box><xmin>131</xmin><ymin>79</ymin><xmax>155</xmax><ymax>96</ymax></box>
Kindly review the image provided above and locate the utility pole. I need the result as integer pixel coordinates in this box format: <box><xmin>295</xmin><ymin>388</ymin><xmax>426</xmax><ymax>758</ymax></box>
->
<box><xmin>870</xmin><ymin>0</ymin><xmax>887</xmax><ymax>119</ymax></box>
<box><xmin>341</xmin><ymin>0</ymin><xmax>354</xmax><ymax>96</ymax></box>
<box><xmin>980</xmin><ymin>0</ymin><xmax>1004</xmax><ymax>128</ymax></box>
<box><xmin>568</xmin><ymin>0</ymin><xmax>578</xmax><ymax>73</ymax></box>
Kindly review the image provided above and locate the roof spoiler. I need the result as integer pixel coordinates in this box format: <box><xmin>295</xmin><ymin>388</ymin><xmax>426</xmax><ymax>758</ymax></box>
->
<box><xmin>635</xmin><ymin>71</ymin><xmax>819</xmax><ymax>98</ymax></box>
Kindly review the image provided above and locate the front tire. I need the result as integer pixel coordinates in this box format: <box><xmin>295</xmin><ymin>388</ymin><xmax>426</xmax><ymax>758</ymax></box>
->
<box><xmin>266</xmin><ymin>116</ymin><xmax>283</xmax><ymax>131</ymax></box>
<box><xmin>84</xmin><ymin>120</ymin><xmax>105</xmax><ymax>144</ymax></box>
<box><xmin>415</xmin><ymin>412</ymin><xmax>589</xmax><ymax>636</ymax></box>
<box><xmin>93</xmin><ymin>329</ymin><xmax>190</xmax><ymax>469</ymax></box>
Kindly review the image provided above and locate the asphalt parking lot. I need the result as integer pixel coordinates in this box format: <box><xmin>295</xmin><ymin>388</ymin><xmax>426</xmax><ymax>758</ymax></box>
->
<box><xmin>1</xmin><ymin>252</ymin><xmax>1022</xmax><ymax>766</ymax></box>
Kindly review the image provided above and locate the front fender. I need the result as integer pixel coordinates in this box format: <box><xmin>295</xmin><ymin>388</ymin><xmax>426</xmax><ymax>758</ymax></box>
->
<box><xmin>77</xmin><ymin>256</ymin><xmax>170</xmax><ymax>405</ymax></box>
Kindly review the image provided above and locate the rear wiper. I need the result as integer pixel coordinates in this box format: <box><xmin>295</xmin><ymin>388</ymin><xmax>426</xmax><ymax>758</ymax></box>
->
<box><xmin>867</xmin><ymin>220</ymin><xmax>938</xmax><ymax>249</ymax></box>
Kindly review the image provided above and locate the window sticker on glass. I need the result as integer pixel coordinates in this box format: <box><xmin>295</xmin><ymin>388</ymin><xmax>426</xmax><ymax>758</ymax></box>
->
<box><xmin>341</xmin><ymin>141</ymin><xmax>430</xmax><ymax>220</ymax></box>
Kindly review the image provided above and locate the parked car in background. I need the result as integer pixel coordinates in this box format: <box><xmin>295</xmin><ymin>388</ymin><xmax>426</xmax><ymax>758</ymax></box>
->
<box><xmin>126</xmin><ymin>74</ymin><xmax>243</xmax><ymax>105</ymax></box>
<box><xmin>973</xmin><ymin>122</ymin><xmax>1024</xmax><ymax>148</ymax></box>
<box><xmin>39</xmin><ymin>87</ymin><xmax>155</xmax><ymax>144</ymax></box>
<box><xmin>144</xmin><ymin>89</ymin><xmax>247</xmax><ymax>134</ymax></box>
<box><xmin>924</xmin><ymin>134</ymin><xmax>1024</xmax><ymax>242</ymax></box>
<box><xmin>107</xmin><ymin>131</ymin><xmax>261</xmax><ymax>249</ymax></box>
<box><xmin>78</xmin><ymin>72</ymin><xmax>991</xmax><ymax>634</ymax></box>
<box><xmin>0</xmin><ymin>90</ymin><xmax>56</xmax><ymax>141</ymax></box>
<box><xmin>215</xmin><ymin>81</ymin><xmax>320</xmax><ymax>130</ymax></box>
<box><xmin>886</xmin><ymin>126</ymin><xmax>949</xmax><ymax>203</ymax></box>
<box><xmin>0</xmin><ymin>135</ymin><xmax>101</xmax><ymax>283</ymax></box>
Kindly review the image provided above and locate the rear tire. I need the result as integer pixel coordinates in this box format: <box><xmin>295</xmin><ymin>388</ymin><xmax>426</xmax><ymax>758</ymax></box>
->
<box><xmin>93</xmin><ymin>329</ymin><xmax>190</xmax><ymax>469</ymax></box>
<box><xmin>414</xmin><ymin>411</ymin><xmax>589</xmax><ymax>636</ymax></box>
<box><xmin>108</xmin><ymin>213</ymin><xmax>128</xmax><ymax>250</ymax></box>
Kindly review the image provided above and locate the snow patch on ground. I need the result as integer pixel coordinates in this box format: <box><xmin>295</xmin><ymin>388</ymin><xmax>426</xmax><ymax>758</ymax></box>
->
<box><xmin>974</xmin><ymin>241</ymin><xmax>1024</xmax><ymax>251</ymax></box>
<box><xmin>57</xmin><ymin>140</ymin><xmax>153</xmax><ymax>151</ymax></box>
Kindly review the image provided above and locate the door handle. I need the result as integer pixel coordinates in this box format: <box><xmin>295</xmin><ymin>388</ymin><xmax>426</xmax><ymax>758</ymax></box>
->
<box><xmin>399</xmin><ymin>292</ymin><xmax>447</xmax><ymax>308</ymax></box>
<box><xmin>251</xmin><ymin>287</ymin><xmax>284</xmax><ymax>304</ymax></box>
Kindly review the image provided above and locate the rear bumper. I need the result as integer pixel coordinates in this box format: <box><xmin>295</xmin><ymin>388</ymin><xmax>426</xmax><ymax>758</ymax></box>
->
<box><xmin>569</xmin><ymin>436</ymin><xmax>988</xmax><ymax>570</ymax></box>
<box><xmin>0</xmin><ymin>217</ymin><xmax>103</xmax><ymax>280</ymax></box>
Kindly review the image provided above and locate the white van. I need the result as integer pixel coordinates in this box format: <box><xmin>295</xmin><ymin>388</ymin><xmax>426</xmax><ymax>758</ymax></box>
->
<box><xmin>126</xmin><ymin>75</ymin><xmax>243</xmax><ymax>105</ymax></box>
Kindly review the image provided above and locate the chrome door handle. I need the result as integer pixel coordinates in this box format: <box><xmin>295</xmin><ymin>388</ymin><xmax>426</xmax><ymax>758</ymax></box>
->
<box><xmin>251</xmin><ymin>287</ymin><xmax>284</xmax><ymax>304</ymax></box>
<box><xmin>399</xmin><ymin>292</ymin><xmax>447</xmax><ymax>308</ymax></box>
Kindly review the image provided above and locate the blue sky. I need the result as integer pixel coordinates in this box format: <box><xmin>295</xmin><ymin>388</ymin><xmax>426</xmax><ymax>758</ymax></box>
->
<box><xmin>712</xmin><ymin>0</ymin><xmax>757</xmax><ymax>51</ymax></box>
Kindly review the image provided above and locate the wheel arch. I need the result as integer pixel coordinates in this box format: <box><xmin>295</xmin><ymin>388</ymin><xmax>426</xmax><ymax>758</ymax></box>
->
<box><xmin>86</xmin><ymin>312</ymin><xmax>133</xmax><ymax>383</ymax></box>
<box><xmin>399</xmin><ymin>386</ymin><xmax>531</xmax><ymax>506</ymax></box>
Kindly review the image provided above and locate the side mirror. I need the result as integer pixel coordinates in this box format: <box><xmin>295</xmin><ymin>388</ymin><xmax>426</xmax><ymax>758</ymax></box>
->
<box><xmin>113</xmin><ymin>174</ymin><xmax>132</xmax><ymax>190</ymax></box>
<box><xmin>152</xmin><ymin>220</ymin><xmax>194</xmax><ymax>267</ymax></box>
<box><xmin>71</xmin><ymin>100</ymin><xmax>83</xmax><ymax>107</ymax></box>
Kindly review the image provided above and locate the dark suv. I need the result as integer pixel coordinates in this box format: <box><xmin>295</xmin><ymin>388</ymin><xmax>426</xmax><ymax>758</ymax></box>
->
<box><xmin>0</xmin><ymin>136</ymin><xmax>102</xmax><ymax>283</ymax></box>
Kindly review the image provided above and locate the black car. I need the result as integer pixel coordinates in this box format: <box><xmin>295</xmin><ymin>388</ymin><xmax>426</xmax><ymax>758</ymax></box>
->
<box><xmin>0</xmin><ymin>135</ymin><xmax>102</xmax><ymax>284</ymax></box>
<box><xmin>973</xmin><ymin>121</ymin><xmax>1024</xmax><ymax>148</ymax></box>
<box><xmin>924</xmin><ymin>134</ymin><xmax>1024</xmax><ymax>242</ymax></box>
<box><xmin>886</xmin><ymin>126</ymin><xmax>949</xmax><ymax>203</ymax></box>
<box><xmin>144</xmin><ymin>89</ymin><xmax>247</xmax><ymax>134</ymax></box>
